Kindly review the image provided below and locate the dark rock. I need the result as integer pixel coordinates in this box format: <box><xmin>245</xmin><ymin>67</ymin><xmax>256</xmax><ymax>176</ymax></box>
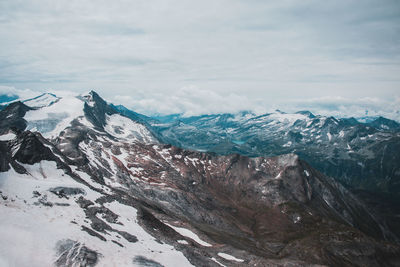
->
<box><xmin>49</xmin><ymin>187</ymin><xmax>86</xmax><ymax>198</ymax></box>
<box><xmin>0</xmin><ymin>101</ymin><xmax>31</xmax><ymax>134</ymax></box>
<box><xmin>82</xmin><ymin>91</ymin><xmax>117</xmax><ymax>129</ymax></box>
<box><xmin>32</xmin><ymin>191</ymin><xmax>41</xmax><ymax>198</ymax></box>
<box><xmin>76</xmin><ymin>196</ymin><xmax>94</xmax><ymax>209</ymax></box>
<box><xmin>12</xmin><ymin>131</ymin><xmax>58</xmax><ymax>165</ymax></box>
<box><xmin>55</xmin><ymin>239</ymin><xmax>99</xmax><ymax>267</ymax></box>
<box><xmin>34</xmin><ymin>195</ymin><xmax>53</xmax><ymax>207</ymax></box>
<box><xmin>117</xmin><ymin>230</ymin><xmax>138</xmax><ymax>243</ymax></box>
<box><xmin>133</xmin><ymin>256</ymin><xmax>164</xmax><ymax>267</ymax></box>
<box><xmin>112</xmin><ymin>240</ymin><xmax>124</xmax><ymax>247</ymax></box>
<box><xmin>81</xmin><ymin>226</ymin><xmax>107</xmax><ymax>241</ymax></box>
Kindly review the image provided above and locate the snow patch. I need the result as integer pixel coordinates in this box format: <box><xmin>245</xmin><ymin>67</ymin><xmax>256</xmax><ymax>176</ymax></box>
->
<box><xmin>217</xmin><ymin>252</ymin><xmax>244</xmax><ymax>262</ymax></box>
<box><xmin>0</xmin><ymin>132</ymin><xmax>16</xmax><ymax>141</ymax></box>
<box><xmin>163</xmin><ymin>222</ymin><xmax>212</xmax><ymax>247</ymax></box>
<box><xmin>211</xmin><ymin>257</ymin><xmax>227</xmax><ymax>267</ymax></box>
<box><xmin>327</xmin><ymin>132</ymin><xmax>332</xmax><ymax>141</ymax></box>
<box><xmin>104</xmin><ymin>114</ymin><xmax>156</xmax><ymax>144</ymax></box>
<box><xmin>282</xmin><ymin>141</ymin><xmax>292</xmax><ymax>147</ymax></box>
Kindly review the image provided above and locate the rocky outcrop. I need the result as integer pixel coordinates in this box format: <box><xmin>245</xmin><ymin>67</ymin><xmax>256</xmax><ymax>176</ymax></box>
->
<box><xmin>81</xmin><ymin>91</ymin><xmax>117</xmax><ymax>129</ymax></box>
<box><xmin>55</xmin><ymin>239</ymin><xmax>99</xmax><ymax>267</ymax></box>
<box><xmin>0</xmin><ymin>101</ymin><xmax>31</xmax><ymax>134</ymax></box>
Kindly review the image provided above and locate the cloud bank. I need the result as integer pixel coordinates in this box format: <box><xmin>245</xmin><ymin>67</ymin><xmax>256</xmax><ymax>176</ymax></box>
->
<box><xmin>1</xmin><ymin>85</ymin><xmax>399</xmax><ymax>121</ymax></box>
<box><xmin>0</xmin><ymin>1</ymin><xmax>399</xmax><ymax>119</ymax></box>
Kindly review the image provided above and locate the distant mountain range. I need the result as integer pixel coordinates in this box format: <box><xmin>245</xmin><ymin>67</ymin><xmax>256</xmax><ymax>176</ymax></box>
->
<box><xmin>0</xmin><ymin>91</ymin><xmax>399</xmax><ymax>266</ymax></box>
<box><xmin>118</xmin><ymin>108</ymin><xmax>400</xmax><ymax>198</ymax></box>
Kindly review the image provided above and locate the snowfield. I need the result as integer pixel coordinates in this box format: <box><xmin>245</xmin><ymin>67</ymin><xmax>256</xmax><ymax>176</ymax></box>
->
<box><xmin>0</xmin><ymin>161</ymin><xmax>193</xmax><ymax>267</ymax></box>
<box><xmin>24</xmin><ymin>95</ymin><xmax>85</xmax><ymax>139</ymax></box>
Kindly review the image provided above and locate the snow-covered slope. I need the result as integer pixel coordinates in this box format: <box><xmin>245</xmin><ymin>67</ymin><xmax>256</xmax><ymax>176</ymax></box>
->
<box><xmin>104</xmin><ymin>114</ymin><xmax>156</xmax><ymax>143</ymax></box>
<box><xmin>20</xmin><ymin>91</ymin><xmax>157</xmax><ymax>143</ymax></box>
<box><xmin>23</xmin><ymin>93</ymin><xmax>60</xmax><ymax>108</ymax></box>
<box><xmin>24</xmin><ymin>94</ymin><xmax>85</xmax><ymax>138</ymax></box>
<box><xmin>0</xmin><ymin>161</ymin><xmax>192</xmax><ymax>267</ymax></box>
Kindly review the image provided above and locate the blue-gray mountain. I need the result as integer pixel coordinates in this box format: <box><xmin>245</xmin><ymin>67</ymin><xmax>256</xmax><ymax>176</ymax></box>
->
<box><xmin>131</xmin><ymin>110</ymin><xmax>400</xmax><ymax>199</ymax></box>
<box><xmin>119</xmin><ymin>107</ymin><xmax>400</xmax><ymax>245</ymax></box>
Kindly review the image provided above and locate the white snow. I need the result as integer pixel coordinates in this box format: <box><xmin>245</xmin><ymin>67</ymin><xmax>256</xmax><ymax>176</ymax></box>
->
<box><xmin>304</xmin><ymin>170</ymin><xmax>310</xmax><ymax>177</ymax></box>
<box><xmin>267</xmin><ymin>113</ymin><xmax>306</xmax><ymax>125</ymax></box>
<box><xmin>339</xmin><ymin>130</ymin><xmax>345</xmax><ymax>138</ymax></box>
<box><xmin>104</xmin><ymin>114</ymin><xmax>156</xmax><ymax>143</ymax></box>
<box><xmin>104</xmin><ymin>202</ymin><xmax>194</xmax><ymax>267</ymax></box>
<box><xmin>327</xmin><ymin>132</ymin><xmax>332</xmax><ymax>141</ymax></box>
<box><xmin>177</xmin><ymin>240</ymin><xmax>189</xmax><ymax>245</ymax></box>
<box><xmin>163</xmin><ymin>222</ymin><xmax>212</xmax><ymax>247</ymax></box>
<box><xmin>282</xmin><ymin>141</ymin><xmax>292</xmax><ymax>147</ymax></box>
<box><xmin>0</xmin><ymin>132</ymin><xmax>16</xmax><ymax>141</ymax></box>
<box><xmin>0</xmin><ymin>161</ymin><xmax>193</xmax><ymax>267</ymax></box>
<box><xmin>23</xmin><ymin>93</ymin><xmax>59</xmax><ymax>108</ymax></box>
<box><xmin>211</xmin><ymin>257</ymin><xmax>227</xmax><ymax>267</ymax></box>
<box><xmin>217</xmin><ymin>252</ymin><xmax>244</xmax><ymax>262</ymax></box>
<box><xmin>277</xmin><ymin>154</ymin><xmax>298</xmax><ymax>167</ymax></box>
<box><xmin>24</xmin><ymin>95</ymin><xmax>85</xmax><ymax>139</ymax></box>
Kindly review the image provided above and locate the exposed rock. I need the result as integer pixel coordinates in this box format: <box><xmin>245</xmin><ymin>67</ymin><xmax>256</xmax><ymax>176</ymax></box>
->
<box><xmin>0</xmin><ymin>101</ymin><xmax>31</xmax><ymax>134</ymax></box>
<box><xmin>55</xmin><ymin>239</ymin><xmax>99</xmax><ymax>267</ymax></box>
<box><xmin>81</xmin><ymin>226</ymin><xmax>107</xmax><ymax>242</ymax></box>
<box><xmin>132</xmin><ymin>256</ymin><xmax>164</xmax><ymax>267</ymax></box>
<box><xmin>49</xmin><ymin>187</ymin><xmax>86</xmax><ymax>198</ymax></box>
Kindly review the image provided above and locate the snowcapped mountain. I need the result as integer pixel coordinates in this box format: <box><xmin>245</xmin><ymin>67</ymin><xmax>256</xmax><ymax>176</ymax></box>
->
<box><xmin>149</xmin><ymin>110</ymin><xmax>400</xmax><ymax>198</ymax></box>
<box><xmin>1</xmin><ymin>91</ymin><xmax>400</xmax><ymax>266</ymax></box>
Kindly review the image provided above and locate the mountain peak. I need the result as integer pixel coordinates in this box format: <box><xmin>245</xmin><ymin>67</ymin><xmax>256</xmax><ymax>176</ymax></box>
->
<box><xmin>368</xmin><ymin>116</ymin><xmax>400</xmax><ymax>130</ymax></box>
<box><xmin>295</xmin><ymin>110</ymin><xmax>315</xmax><ymax>118</ymax></box>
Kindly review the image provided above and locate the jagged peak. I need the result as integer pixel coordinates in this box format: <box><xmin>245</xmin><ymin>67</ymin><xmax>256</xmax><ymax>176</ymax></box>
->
<box><xmin>80</xmin><ymin>90</ymin><xmax>108</xmax><ymax>108</ymax></box>
<box><xmin>295</xmin><ymin>110</ymin><xmax>315</xmax><ymax>118</ymax></box>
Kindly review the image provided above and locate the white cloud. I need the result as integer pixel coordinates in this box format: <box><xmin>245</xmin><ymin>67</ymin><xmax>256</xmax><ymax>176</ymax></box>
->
<box><xmin>113</xmin><ymin>85</ymin><xmax>268</xmax><ymax>116</ymax></box>
<box><xmin>0</xmin><ymin>1</ymin><xmax>399</xmax><ymax>119</ymax></box>
<box><xmin>113</xmin><ymin>86</ymin><xmax>400</xmax><ymax>121</ymax></box>
<box><xmin>0</xmin><ymin>85</ymin><xmax>41</xmax><ymax>100</ymax></box>
<box><xmin>2</xmin><ymin>85</ymin><xmax>399</xmax><ymax>121</ymax></box>
<box><xmin>284</xmin><ymin>96</ymin><xmax>400</xmax><ymax>121</ymax></box>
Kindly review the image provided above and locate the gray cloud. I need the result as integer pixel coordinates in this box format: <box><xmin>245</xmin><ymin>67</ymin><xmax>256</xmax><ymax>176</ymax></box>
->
<box><xmin>0</xmin><ymin>0</ymin><xmax>399</xmax><ymax>117</ymax></box>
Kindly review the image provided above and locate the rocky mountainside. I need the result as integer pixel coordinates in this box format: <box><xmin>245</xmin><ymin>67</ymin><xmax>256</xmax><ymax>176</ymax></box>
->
<box><xmin>1</xmin><ymin>91</ymin><xmax>400</xmax><ymax>266</ymax></box>
<box><xmin>146</xmin><ymin>111</ymin><xmax>400</xmax><ymax>198</ymax></box>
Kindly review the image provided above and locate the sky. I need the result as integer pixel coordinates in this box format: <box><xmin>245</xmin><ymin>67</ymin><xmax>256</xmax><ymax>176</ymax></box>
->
<box><xmin>0</xmin><ymin>0</ymin><xmax>399</xmax><ymax>119</ymax></box>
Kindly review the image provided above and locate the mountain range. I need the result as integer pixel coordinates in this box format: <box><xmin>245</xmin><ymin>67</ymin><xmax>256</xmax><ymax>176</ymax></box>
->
<box><xmin>0</xmin><ymin>91</ymin><xmax>399</xmax><ymax>266</ymax></box>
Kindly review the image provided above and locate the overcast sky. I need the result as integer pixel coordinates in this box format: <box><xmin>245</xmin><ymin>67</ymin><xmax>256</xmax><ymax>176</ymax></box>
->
<box><xmin>0</xmin><ymin>0</ymin><xmax>399</xmax><ymax>119</ymax></box>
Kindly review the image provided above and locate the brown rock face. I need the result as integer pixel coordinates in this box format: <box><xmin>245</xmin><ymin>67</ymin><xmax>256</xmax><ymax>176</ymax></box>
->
<box><xmin>63</xmin><ymin>127</ymin><xmax>399</xmax><ymax>266</ymax></box>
